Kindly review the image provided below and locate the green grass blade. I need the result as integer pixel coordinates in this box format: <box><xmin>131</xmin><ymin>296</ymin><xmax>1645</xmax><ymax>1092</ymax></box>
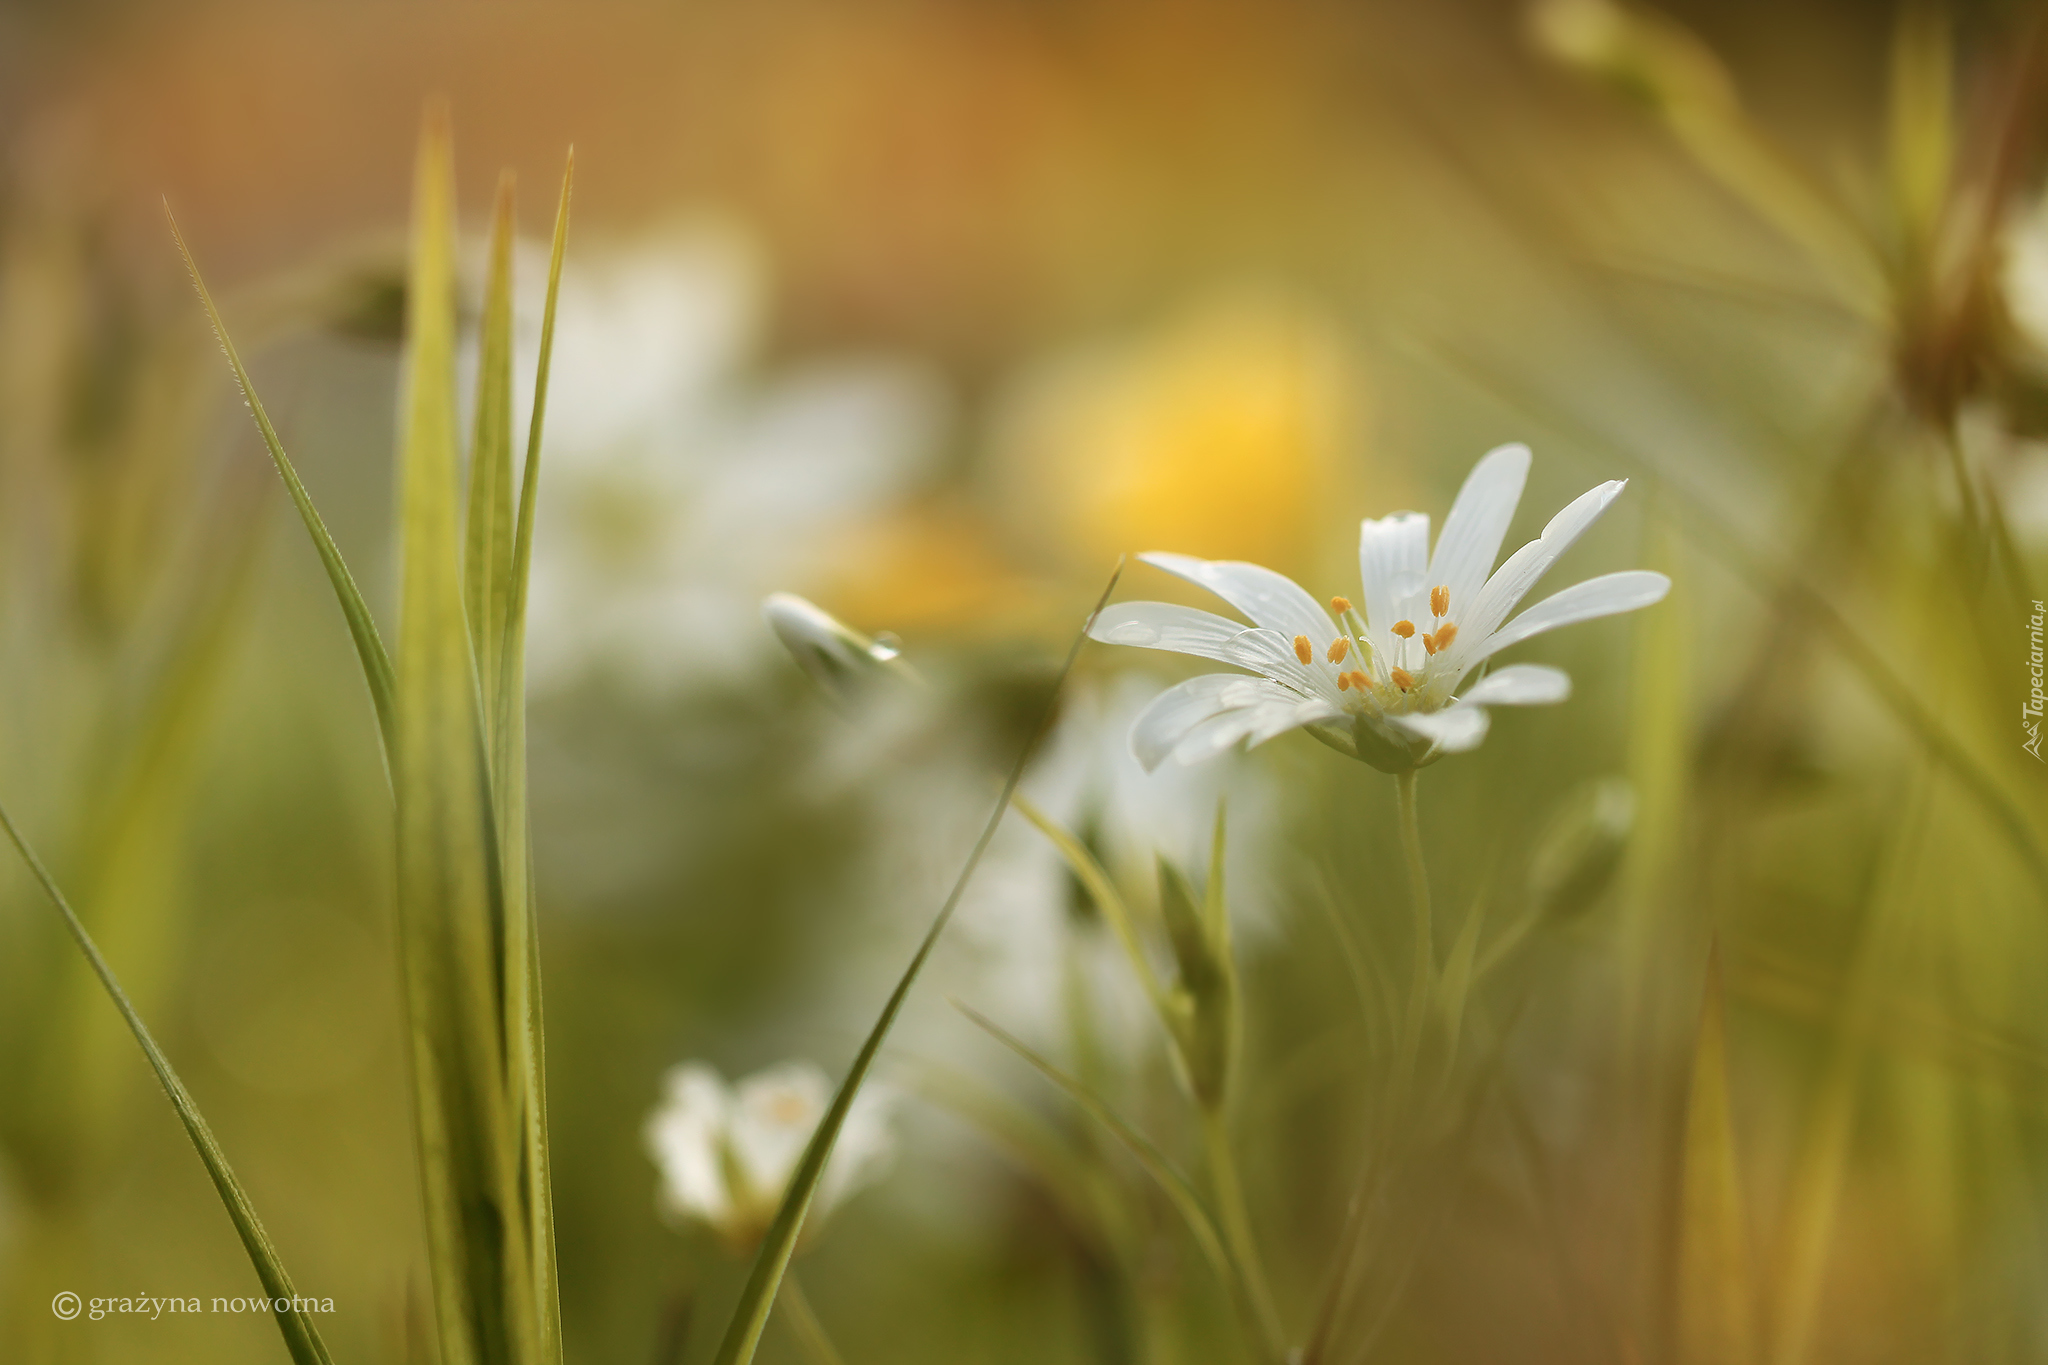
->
<box><xmin>493</xmin><ymin>151</ymin><xmax>573</xmax><ymax>1365</ymax></box>
<box><xmin>167</xmin><ymin>208</ymin><xmax>398</xmax><ymax>762</ymax></box>
<box><xmin>465</xmin><ymin>171</ymin><xmax>519</xmax><ymax>759</ymax></box>
<box><xmin>394</xmin><ymin>105</ymin><xmax>535</xmax><ymax>1365</ymax></box>
<box><xmin>955</xmin><ymin>1002</ymin><xmax>1268</xmax><ymax>1354</ymax></box>
<box><xmin>0</xmin><ymin>800</ymin><xmax>334</xmax><ymax>1365</ymax></box>
<box><xmin>1675</xmin><ymin>947</ymin><xmax>1756</xmax><ymax>1365</ymax></box>
<box><xmin>708</xmin><ymin>563</ymin><xmax>1122</xmax><ymax>1365</ymax></box>
<box><xmin>1013</xmin><ymin>794</ymin><xmax>1171</xmax><ymax>1021</ymax></box>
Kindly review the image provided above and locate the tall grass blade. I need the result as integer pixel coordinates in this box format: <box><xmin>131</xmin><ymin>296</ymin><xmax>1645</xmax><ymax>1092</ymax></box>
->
<box><xmin>0</xmin><ymin>800</ymin><xmax>334</xmax><ymax>1365</ymax></box>
<box><xmin>1674</xmin><ymin>947</ymin><xmax>1756</xmax><ymax>1365</ymax></box>
<box><xmin>493</xmin><ymin>151</ymin><xmax>574</xmax><ymax>1365</ymax></box>
<box><xmin>167</xmin><ymin>209</ymin><xmax>398</xmax><ymax>761</ymax></box>
<box><xmin>1014</xmin><ymin>794</ymin><xmax>1170</xmax><ymax>1020</ymax></box>
<box><xmin>465</xmin><ymin>171</ymin><xmax>519</xmax><ymax>757</ymax></box>
<box><xmin>708</xmin><ymin>563</ymin><xmax>1122</xmax><ymax>1365</ymax></box>
<box><xmin>395</xmin><ymin>105</ymin><xmax>535</xmax><ymax>1365</ymax></box>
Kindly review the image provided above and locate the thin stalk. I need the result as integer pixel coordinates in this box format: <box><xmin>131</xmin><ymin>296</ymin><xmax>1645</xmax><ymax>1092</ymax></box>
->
<box><xmin>1394</xmin><ymin>770</ymin><xmax>1435</xmax><ymax>1095</ymax></box>
<box><xmin>779</xmin><ymin>1276</ymin><xmax>847</xmax><ymax>1365</ymax></box>
<box><xmin>1202</xmin><ymin>1107</ymin><xmax>1287</xmax><ymax>1361</ymax></box>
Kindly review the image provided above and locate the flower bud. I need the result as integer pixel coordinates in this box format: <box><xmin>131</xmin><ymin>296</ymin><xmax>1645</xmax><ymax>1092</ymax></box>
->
<box><xmin>1155</xmin><ymin>854</ymin><xmax>1236</xmax><ymax>1113</ymax></box>
<box><xmin>761</xmin><ymin>592</ymin><xmax>913</xmax><ymax>709</ymax></box>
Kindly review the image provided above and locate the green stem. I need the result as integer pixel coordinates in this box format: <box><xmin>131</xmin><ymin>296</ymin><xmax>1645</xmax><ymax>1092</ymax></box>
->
<box><xmin>1394</xmin><ymin>770</ymin><xmax>1435</xmax><ymax>1091</ymax></box>
<box><xmin>1201</xmin><ymin>1107</ymin><xmax>1287</xmax><ymax>1362</ymax></box>
<box><xmin>779</xmin><ymin>1275</ymin><xmax>847</xmax><ymax>1365</ymax></box>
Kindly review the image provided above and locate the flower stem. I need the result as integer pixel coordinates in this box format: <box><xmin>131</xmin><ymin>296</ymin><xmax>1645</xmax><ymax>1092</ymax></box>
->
<box><xmin>1201</xmin><ymin>1106</ymin><xmax>1287</xmax><ymax>1362</ymax></box>
<box><xmin>1395</xmin><ymin>769</ymin><xmax>1435</xmax><ymax>1081</ymax></box>
<box><xmin>779</xmin><ymin>1274</ymin><xmax>846</xmax><ymax>1365</ymax></box>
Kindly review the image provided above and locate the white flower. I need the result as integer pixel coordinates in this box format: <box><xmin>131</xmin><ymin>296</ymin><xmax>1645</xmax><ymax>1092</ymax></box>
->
<box><xmin>1089</xmin><ymin>444</ymin><xmax>1671</xmax><ymax>771</ymax></box>
<box><xmin>644</xmin><ymin>1060</ymin><xmax>897</xmax><ymax>1249</ymax></box>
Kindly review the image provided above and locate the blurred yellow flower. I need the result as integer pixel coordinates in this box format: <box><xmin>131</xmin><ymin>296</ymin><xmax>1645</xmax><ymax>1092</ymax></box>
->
<box><xmin>993</xmin><ymin>291</ymin><xmax>1360</xmax><ymax>576</ymax></box>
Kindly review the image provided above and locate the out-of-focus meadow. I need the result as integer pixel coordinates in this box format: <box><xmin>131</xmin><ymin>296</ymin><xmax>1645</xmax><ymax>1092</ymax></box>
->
<box><xmin>2</xmin><ymin>0</ymin><xmax>2047</xmax><ymax>1362</ymax></box>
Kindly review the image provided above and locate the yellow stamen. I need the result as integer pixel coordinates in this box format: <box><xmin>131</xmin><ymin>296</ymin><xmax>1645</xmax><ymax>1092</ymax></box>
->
<box><xmin>1391</xmin><ymin>667</ymin><xmax>1414</xmax><ymax>691</ymax></box>
<box><xmin>1293</xmin><ymin>634</ymin><xmax>1312</xmax><ymax>665</ymax></box>
<box><xmin>1392</xmin><ymin>619</ymin><xmax>1415</xmax><ymax>639</ymax></box>
<box><xmin>1422</xmin><ymin>633</ymin><xmax>1437</xmax><ymax>655</ymax></box>
<box><xmin>1336</xmin><ymin>671</ymin><xmax>1352</xmax><ymax>691</ymax></box>
<box><xmin>1327</xmin><ymin>637</ymin><xmax>1349</xmax><ymax>664</ymax></box>
<box><xmin>1433</xmin><ymin>622</ymin><xmax>1458</xmax><ymax>651</ymax></box>
<box><xmin>1350</xmin><ymin>670</ymin><xmax>1370</xmax><ymax>691</ymax></box>
<box><xmin>1330</xmin><ymin>596</ymin><xmax>1352</xmax><ymax>614</ymax></box>
<box><xmin>1430</xmin><ymin>585</ymin><xmax>1450</xmax><ymax>617</ymax></box>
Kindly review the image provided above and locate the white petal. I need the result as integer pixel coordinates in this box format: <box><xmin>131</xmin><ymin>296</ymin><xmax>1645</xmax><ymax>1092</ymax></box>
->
<box><xmin>1358</xmin><ymin>511</ymin><xmax>1430</xmax><ymax>659</ymax></box>
<box><xmin>1169</xmin><ymin>693</ymin><xmax>1344</xmax><ymax>766</ymax></box>
<box><xmin>1456</xmin><ymin>663</ymin><xmax>1571</xmax><ymax>707</ymax></box>
<box><xmin>1469</xmin><ymin>570</ymin><xmax>1670</xmax><ymax>663</ymax></box>
<box><xmin>1458</xmin><ymin>479</ymin><xmax>1627</xmax><ymax>648</ymax></box>
<box><xmin>1091</xmin><ymin>602</ymin><xmax>1268</xmax><ymax>663</ymax></box>
<box><xmin>1138</xmin><ymin>553</ymin><xmax>1337</xmax><ymax>644</ymax></box>
<box><xmin>1092</xmin><ymin>605</ymin><xmax>1341</xmax><ymax>704</ymax></box>
<box><xmin>1388</xmin><ymin>704</ymin><xmax>1492</xmax><ymax>753</ymax></box>
<box><xmin>1427</xmin><ymin>443</ymin><xmax>1530</xmax><ymax>622</ymax></box>
<box><xmin>1129</xmin><ymin>673</ymin><xmax>1336</xmax><ymax>771</ymax></box>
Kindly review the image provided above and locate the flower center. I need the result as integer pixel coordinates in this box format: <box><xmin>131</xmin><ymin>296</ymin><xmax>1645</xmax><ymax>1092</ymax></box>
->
<box><xmin>1317</xmin><ymin>584</ymin><xmax>1458</xmax><ymax>710</ymax></box>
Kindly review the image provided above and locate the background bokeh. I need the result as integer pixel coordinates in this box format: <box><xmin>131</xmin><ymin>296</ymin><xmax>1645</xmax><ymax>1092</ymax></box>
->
<box><xmin>1</xmin><ymin>1</ymin><xmax>2046</xmax><ymax>1362</ymax></box>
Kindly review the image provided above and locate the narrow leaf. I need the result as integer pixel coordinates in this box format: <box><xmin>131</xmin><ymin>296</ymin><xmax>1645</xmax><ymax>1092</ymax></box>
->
<box><xmin>1014</xmin><ymin>794</ymin><xmax>1171</xmax><ymax>1020</ymax></box>
<box><xmin>394</xmin><ymin>104</ymin><xmax>535</xmax><ymax>1365</ymax></box>
<box><xmin>708</xmin><ymin>563</ymin><xmax>1123</xmax><ymax>1365</ymax></box>
<box><xmin>494</xmin><ymin>150</ymin><xmax>574</xmax><ymax>1365</ymax></box>
<box><xmin>0</xmin><ymin>800</ymin><xmax>334</xmax><ymax>1365</ymax></box>
<box><xmin>465</xmin><ymin>171</ymin><xmax>519</xmax><ymax>756</ymax></box>
<box><xmin>168</xmin><ymin>209</ymin><xmax>398</xmax><ymax>760</ymax></box>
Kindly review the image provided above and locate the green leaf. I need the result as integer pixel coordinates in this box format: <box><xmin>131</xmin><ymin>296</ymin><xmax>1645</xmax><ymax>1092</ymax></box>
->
<box><xmin>0</xmin><ymin>801</ymin><xmax>334</xmax><ymax>1365</ymax></box>
<box><xmin>1013</xmin><ymin>794</ymin><xmax>1171</xmax><ymax>1021</ymax></box>
<box><xmin>494</xmin><ymin>151</ymin><xmax>574</xmax><ymax>1365</ymax></box>
<box><xmin>167</xmin><ymin>209</ymin><xmax>398</xmax><ymax>762</ymax></box>
<box><xmin>708</xmin><ymin>563</ymin><xmax>1122</xmax><ymax>1365</ymax></box>
<box><xmin>394</xmin><ymin>105</ymin><xmax>538</xmax><ymax>1365</ymax></box>
<box><xmin>465</xmin><ymin>170</ymin><xmax>519</xmax><ymax>760</ymax></box>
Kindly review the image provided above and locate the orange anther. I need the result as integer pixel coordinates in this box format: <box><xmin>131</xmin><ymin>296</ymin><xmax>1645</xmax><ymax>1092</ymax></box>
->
<box><xmin>1430</xmin><ymin>585</ymin><xmax>1450</xmax><ymax>617</ymax></box>
<box><xmin>1336</xmin><ymin>671</ymin><xmax>1352</xmax><ymax>691</ymax></box>
<box><xmin>1392</xmin><ymin>620</ymin><xmax>1415</xmax><ymax>639</ymax></box>
<box><xmin>1391</xmin><ymin>667</ymin><xmax>1415</xmax><ymax>691</ymax></box>
<box><xmin>1433</xmin><ymin>622</ymin><xmax>1458</xmax><ymax>651</ymax></box>
<box><xmin>1327</xmin><ymin>637</ymin><xmax>1349</xmax><ymax>664</ymax></box>
<box><xmin>1330</xmin><ymin>596</ymin><xmax>1353</xmax><ymax>615</ymax></box>
<box><xmin>1422</xmin><ymin>633</ymin><xmax>1437</xmax><ymax>655</ymax></box>
<box><xmin>1294</xmin><ymin>634</ymin><xmax>1313</xmax><ymax>665</ymax></box>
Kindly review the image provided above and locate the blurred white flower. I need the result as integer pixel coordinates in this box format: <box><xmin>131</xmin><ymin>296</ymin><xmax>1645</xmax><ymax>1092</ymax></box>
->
<box><xmin>1091</xmin><ymin>444</ymin><xmax>1670</xmax><ymax>771</ymax></box>
<box><xmin>497</xmin><ymin>221</ymin><xmax>949</xmax><ymax>695</ymax></box>
<box><xmin>644</xmin><ymin>1059</ymin><xmax>896</xmax><ymax>1250</ymax></box>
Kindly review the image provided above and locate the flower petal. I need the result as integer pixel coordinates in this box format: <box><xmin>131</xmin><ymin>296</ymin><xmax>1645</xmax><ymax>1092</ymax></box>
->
<box><xmin>1427</xmin><ymin>443</ymin><xmax>1530</xmax><ymax>622</ymax></box>
<box><xmin>1456</xmin><ymin>479</ymin><xmax>1627</xmax><ymax>650</ymax></box>
<box><xmin>1091</xmin><ymin>605</ymin><xmax>1341</xmax><ymax>704</ymax></box>
<box><xmin>1129</xmin><ymin>673</ymin><xmax>1337</xmax><ymax>771</ymax></box>
<box><xmin>1457</xmin><ymin>663</ymin><xmax>1571</xmax><ymax>707</ymax></box>
<box><xmin>1468</xmin><ymin>570</ymin><xmax>1670</xmax><ymax>663</ymax></box>
<box><xmin>1169</xmin><ymin>692</ymin><xmax>1344</xmax><ymax>765</ymax></box>
<box><xmin>1138</xmin><ymin>552</ymin><xmax>1337</xmax><ymax>644</ymax></box>
<box><xmin>1387</xmin><ymin>703</ymin><xmax>1492</xmax><ymax>753</ymax></box>
<box><xmin>1357</xmin><ymin>511</ymin><xmax>1430</xmax><ymax>660</ymax></box>
<box><xmin>1091</xmin><ymin>601</ymin><xmax>1269</xmax><ymax>664</ymax></box>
